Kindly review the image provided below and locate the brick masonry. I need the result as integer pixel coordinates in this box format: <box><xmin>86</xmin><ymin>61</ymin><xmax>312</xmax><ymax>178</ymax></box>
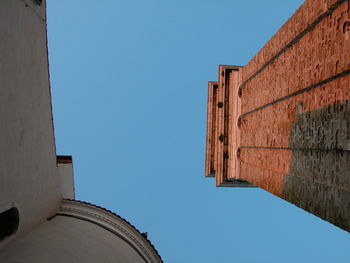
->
<box><xmin>205</xmin><ymin>81</ymin><xmax>218</xmax><ymax>178</ymax></box>
<box><xmin>205</xmin><ymin>0</ymin><xmax>350</xmax><ymax>232</ymax></box>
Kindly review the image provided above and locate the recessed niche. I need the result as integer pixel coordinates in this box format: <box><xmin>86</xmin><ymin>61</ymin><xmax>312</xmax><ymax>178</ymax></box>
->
<box><xmin>0</xmin><ymin>207</ymin><xmax>19</xmax><ymax>241</ymax></box>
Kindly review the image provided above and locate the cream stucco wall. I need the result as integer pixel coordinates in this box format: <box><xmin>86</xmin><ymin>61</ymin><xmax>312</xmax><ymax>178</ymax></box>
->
<box><xmin>0</xmin><ymin>0</ymin><xmax>63</xmax><ymax>249</ymax></box>
<box><xmin>0</xmin><ymin>200</ymin><xmax>163</xmax><ymax>263</ymax></box>
<box><xmin>57</xmin><ymin>162</ymin><xmax>75</xmax><ymax>199</ymax></box>
<box><xmin>0</xmin><ymin>2</ymin><xmax>162</xmax><ymax>261</ymax></box>
<box><xmin>0</xmin><ymin>215</ymin><xmax>147</xmax><ymax>263</ymax></box>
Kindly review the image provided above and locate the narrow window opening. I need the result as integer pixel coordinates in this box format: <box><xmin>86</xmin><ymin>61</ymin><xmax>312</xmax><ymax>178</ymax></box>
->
<box><xmin>0</xmin><ymin>207</ymin><xmax>19</xmax><ymax>241</ymax></box>
<box><xmin>32</xmin><ymin>0</ymin><xmax>42</xmax><ymax>5</ymax></box>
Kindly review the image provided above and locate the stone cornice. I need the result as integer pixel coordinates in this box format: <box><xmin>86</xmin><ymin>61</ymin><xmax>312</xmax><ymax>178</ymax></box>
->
<box><xmin>58</xmin><ymin>199</ymin><xmax>162</xmax><ymax>263</ymax></box>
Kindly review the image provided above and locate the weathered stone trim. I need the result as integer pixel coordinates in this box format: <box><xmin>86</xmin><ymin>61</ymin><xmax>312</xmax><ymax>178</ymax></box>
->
<box><xmin>58</xmin><ymin>200</ymin><xmax>162</xmax><ymax>263</ymax></box>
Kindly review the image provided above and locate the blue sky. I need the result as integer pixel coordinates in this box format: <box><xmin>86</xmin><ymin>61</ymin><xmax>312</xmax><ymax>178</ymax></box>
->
<box><xmin>47</xmin><ymin>1</ymin><xmax>350</xmax><ymax>262</ymax></box>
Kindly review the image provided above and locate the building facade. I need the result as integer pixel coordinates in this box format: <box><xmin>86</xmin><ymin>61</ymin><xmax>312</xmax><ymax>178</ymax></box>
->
<box><xmin>205</xmin><ymin>0</ymin><xmax>350</xmax><ymax>232</ymax></box>
<box><xmin>0</xmin><ymin>1</ymin><xmax>162</xmax><ymax>262</ymax></box>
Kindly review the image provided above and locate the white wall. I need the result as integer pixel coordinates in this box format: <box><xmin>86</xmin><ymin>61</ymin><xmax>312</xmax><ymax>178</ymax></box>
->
<box><xmin>0</xmin><ymin>0</ymin><xmax>62</xmax><ymax>249</ymax></box>
<box><xmin>0</xmin><ymin>215</ymin><xmax>147</xmax><ymax>263</ymax></box>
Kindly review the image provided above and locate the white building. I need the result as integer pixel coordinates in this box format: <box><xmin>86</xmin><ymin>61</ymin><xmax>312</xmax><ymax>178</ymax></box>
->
<box><xmin>0</xmin><ymin>1</ymin><xmax>162</xmax><ymax>262</ymax></box>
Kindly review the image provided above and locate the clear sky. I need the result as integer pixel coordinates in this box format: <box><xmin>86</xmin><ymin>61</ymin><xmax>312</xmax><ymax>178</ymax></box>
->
<box><xmin>47</xmin><ymin>1</ymin><xmax>350</xmax><ymax>262</ymax></box>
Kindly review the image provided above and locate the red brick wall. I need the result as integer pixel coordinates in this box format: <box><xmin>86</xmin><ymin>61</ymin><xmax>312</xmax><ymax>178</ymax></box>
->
<box><xmin>205</xmin><ymin>81</ymin><xmax>217</xmax><ymax>178</ymax></box>
<box><xmin>205</xmin><ymin>0</ymin><xmax>350</xmax><ymax>231</ymax></box>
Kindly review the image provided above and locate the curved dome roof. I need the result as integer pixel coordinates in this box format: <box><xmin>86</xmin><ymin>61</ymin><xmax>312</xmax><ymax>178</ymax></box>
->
<box><xmin>0</xmin><ymin>199</ymin><xmax>163</xmax><ymax>263</ymax></box>
<box><xmin>59</xmin><ymin>199</ymin><xmax>163</xmax><ymax>263</ymax></box>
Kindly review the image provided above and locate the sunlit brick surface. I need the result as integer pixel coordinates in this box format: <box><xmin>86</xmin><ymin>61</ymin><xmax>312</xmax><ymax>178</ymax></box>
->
<box><xmin>205</xmin><ymin>0</ymin><xmax>350</xmax><ymax>232</ymax></box>
<box><xmin>205</xmin><ymin>81</ymin><xmax>218</xmax><ymax>178</ymax></box>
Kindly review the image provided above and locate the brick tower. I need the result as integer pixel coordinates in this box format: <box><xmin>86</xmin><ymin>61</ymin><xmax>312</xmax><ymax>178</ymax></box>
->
<box><xmin>205</xmin><ymin>0</ymin><xmax>350</xmax><ymax>232</ymax></box>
